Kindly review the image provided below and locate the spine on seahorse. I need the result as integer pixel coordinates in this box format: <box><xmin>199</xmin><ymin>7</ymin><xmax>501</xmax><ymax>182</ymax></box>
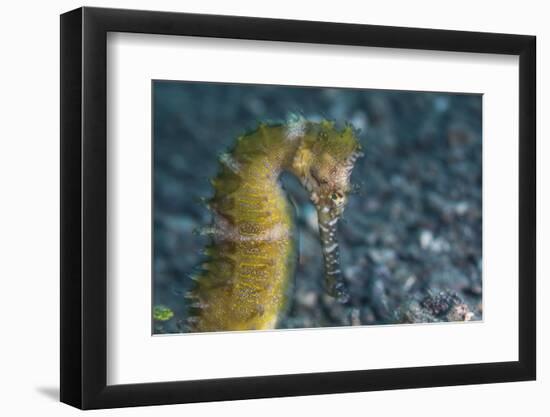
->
<box><xmin>186</xmin><ymin>118</ymin><xmax>363</xmax><ymax>332</ymax></box>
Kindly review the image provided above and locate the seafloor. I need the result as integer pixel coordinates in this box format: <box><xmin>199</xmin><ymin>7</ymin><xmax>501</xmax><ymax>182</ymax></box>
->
<box><xmin>152</xmin><ymin>81</ymin><xmax>482</xmax><ymax>333</ymax></box>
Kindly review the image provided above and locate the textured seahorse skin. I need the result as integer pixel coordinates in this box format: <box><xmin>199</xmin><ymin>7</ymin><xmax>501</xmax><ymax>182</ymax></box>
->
<box><xmin>186</xmin><ymin>120</ymin><xmax>362</xmax><ymax>332</ymax></box>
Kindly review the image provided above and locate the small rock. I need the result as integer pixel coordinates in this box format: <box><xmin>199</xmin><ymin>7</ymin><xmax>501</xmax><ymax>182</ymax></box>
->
<box><xmin>299</xmin><ymin>291</ymin><xmax>318</xmax><ymax>309</ymax></box>
<box><xmin>447</xmin><ymin>304</ymin><xmax>475</xmax><ymax>322</ymax></box>
<box><xmin>420</xmin><ymin>230</ymin><xmax>433</xmax><ymax>249</ymax></box>
<box><xmin>455</xmin><ymin>201</ymin><xmax>469</xmax><ymax>216</ymax></box>
<box><xmin>350</xmin><ymin>308</ymin><xmax>361</xmax><ymax>326</ymax></box>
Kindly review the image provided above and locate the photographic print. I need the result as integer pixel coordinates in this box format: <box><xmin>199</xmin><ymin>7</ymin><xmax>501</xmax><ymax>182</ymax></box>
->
<box><xmin>60</xmin><ymin>9</ymin><xmax>536</xmax><ymax>407</ymax></box>
<box><xmin>152</xmin><ymin>81</ymin><xmax>482</xmax><ymax>334</ymax></box>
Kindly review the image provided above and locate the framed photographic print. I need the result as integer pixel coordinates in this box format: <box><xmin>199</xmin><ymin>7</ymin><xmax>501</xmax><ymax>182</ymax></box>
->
<box><xmin>60</xmin><ymin>6</ymin><xmax>536</xmax><ymax>409</ymax></box>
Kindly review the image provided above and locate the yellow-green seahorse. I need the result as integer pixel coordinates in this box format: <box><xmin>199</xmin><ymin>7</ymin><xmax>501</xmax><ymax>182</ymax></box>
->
<box><xmin>186</xmin><ymin>118</ymin><xmax>363</xmax><ymax>332</ymax></box>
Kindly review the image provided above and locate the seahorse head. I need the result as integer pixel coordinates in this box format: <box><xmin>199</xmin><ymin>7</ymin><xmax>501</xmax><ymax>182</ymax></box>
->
<box><xmin>291</xmin><ymin>120</ymin><xmax>363</xmax><ymax>302</ymax></box>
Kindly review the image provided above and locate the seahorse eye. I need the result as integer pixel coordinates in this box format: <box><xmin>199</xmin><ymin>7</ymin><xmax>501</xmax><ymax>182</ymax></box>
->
<box><xmin>330</xmin><ymin>192</ymin><xmax>345</xmax><ymax>207</ymax></box>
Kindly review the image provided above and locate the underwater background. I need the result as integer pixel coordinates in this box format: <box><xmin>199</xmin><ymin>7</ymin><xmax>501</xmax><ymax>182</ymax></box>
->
<box><xmin>152</xmin><ymin>80</ymin><xmax>482</xmax><ymax>333</ymax></box>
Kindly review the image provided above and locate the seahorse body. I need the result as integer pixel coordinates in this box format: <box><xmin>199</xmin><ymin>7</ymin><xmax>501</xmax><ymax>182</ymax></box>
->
<box><xmin>187</xmin><ymin>119</ymin><xmax>362</xmax><ymax>332</ymax></box>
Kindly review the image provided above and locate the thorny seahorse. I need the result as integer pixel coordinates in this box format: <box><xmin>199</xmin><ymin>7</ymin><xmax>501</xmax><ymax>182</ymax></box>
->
<box><xmin>186</xmin><ymin>118</ymin><xmax>363</xmax><ymax>332</ymax></box>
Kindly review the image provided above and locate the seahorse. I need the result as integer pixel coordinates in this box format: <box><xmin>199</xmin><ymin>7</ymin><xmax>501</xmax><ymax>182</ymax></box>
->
<box><xmin>186</xmin><ymin>118</ymin><xmax>363</xmax><ymax>332</ymax></box>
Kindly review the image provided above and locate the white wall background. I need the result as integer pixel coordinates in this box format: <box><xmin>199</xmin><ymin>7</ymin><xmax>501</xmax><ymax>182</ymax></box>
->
<box><xmin>0</xmin><ymin>0</ymin><xmax>546</xmax><ymax>415</ymax></box>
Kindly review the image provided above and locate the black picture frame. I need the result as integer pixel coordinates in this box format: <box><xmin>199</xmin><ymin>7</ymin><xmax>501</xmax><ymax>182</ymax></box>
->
<box><xmin>60</xmin><ymin>6</ymin><xmax>536</xmax><ymax>410</ymax></box>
